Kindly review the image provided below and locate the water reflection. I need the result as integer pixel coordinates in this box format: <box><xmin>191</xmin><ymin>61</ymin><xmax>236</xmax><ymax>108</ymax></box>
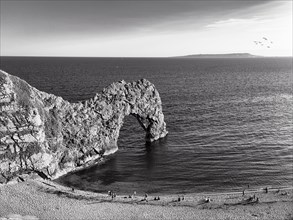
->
<box><xmin>144</xmin><ymin>137</ymin><xmax>168</xmax><ymax>171</ymax></box>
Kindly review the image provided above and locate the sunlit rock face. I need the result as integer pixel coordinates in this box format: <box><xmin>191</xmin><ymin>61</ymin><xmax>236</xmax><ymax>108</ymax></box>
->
<box><xmin>0</xmin><ymin>70</ymin><xmax>168</xmax><ymax>183</ymax></box>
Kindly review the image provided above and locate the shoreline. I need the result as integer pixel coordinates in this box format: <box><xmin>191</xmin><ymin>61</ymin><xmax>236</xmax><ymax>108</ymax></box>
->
<box><xmin>1</xmin><ymin>178</ymin><xmax>292</xmax><ymax>220</ymax></box>
<box><xmin>55</xmin><ymin>176</ymin><xmax>293</xmax><ymax>198</ymax></box>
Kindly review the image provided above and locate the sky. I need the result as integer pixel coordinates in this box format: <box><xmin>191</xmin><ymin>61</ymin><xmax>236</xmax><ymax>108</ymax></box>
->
<box><xmin>0</xmin><ymin>0</ymin><xmax>292</xmax><ymax>57</ymax></box>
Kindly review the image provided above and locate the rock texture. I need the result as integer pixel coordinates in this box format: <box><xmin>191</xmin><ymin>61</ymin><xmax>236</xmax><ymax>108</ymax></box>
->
<box><xmin>0</xmin><ymin>70</ymin><xmax>167</xmax><ymax>183</ymax></box>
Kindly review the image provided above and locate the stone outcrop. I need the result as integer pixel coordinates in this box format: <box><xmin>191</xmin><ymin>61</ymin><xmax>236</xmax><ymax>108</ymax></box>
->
<box><xmin>0</xmin><ymin>70</ymin><xmax>167</xmax><ymax>183</ymax></box>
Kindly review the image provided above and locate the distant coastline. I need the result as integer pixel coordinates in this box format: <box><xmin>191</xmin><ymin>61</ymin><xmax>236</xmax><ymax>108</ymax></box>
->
<box><xmin>176</xmin><ymin>53</ymin><xmax>262</xmax><ymax>58</ymax></box>
<box><xmin>1</xmin><ymin>54</ymin><xmax>293</xmax><ymax>58</ymax></box>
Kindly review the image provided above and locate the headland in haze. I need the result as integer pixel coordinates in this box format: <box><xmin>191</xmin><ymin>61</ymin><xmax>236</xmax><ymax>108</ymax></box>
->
<box><xmin>177</xmin><ymin>53</ymin><xmax>262</xmax><ymax>58</ymax></box>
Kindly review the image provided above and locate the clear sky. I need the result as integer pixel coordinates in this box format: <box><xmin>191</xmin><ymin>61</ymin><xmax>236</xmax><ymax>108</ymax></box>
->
<box><xmin>0</xmin><ymin>0</ymin><xmax>292</xmax><ymax>57</ymax></box>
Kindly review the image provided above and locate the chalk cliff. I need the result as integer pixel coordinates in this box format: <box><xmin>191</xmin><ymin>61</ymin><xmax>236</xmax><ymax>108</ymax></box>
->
<box><xmin>0</xmin><ymin>70</ymin><xmax>167</xmax><ymax>183</ymax></box>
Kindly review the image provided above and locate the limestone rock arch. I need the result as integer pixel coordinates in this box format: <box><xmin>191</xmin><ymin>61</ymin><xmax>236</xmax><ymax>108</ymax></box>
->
<box><xmin>0</xmin><ymin>70</ymin><xmax>168</xmax><ymax>182</ymax></box>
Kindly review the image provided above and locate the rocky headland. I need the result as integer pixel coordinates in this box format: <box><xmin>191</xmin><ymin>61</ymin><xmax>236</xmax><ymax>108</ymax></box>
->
<box><xmin>0</xmin><ymin>70</ymin><xmax>167</xmax><ymax>183</ymax></box>
<box><xmin>177</xmin><ymin>53</ymin><xmax>261</xmax><ymax>58</ymax></box>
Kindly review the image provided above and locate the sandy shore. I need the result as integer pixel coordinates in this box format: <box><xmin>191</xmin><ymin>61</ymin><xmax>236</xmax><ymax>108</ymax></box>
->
<box><xmin>0</xmin><ymin>179</ymin><xmax>292</xmax><ymax>220</ymax></box>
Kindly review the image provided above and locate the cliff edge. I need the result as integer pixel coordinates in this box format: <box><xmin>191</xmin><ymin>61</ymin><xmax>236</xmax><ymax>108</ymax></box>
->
<box><xmin>0</xmin><ymin>70</ymin><xmax>167</xmax><ymax>183</ymax></box>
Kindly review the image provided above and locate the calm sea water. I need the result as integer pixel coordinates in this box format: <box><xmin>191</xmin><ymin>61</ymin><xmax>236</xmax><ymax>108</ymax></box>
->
<box><xmin>1</xmin><ymin>57</ymin><xmax>292</xmax><ymax>194</ymax></box>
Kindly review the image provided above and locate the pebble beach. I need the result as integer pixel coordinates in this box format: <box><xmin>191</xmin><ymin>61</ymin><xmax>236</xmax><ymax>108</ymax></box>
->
<box><xmin>1</xmin><ymin>178</ymin><xmax>292</xmax><ymax>220</ymax></box>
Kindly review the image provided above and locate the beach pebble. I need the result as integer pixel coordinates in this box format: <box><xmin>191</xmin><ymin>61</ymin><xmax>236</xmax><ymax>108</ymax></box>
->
<box><xmin>0</xmin><ymin>214</ymin><xmax>39</xmax><ymax>220</ymax></box>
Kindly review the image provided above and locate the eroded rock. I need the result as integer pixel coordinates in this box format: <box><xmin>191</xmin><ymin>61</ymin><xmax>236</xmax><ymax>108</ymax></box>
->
<box><xmin>0</xmin><ymin>70</ymin><xmax>167</xmax><ymax>183</ymax></box>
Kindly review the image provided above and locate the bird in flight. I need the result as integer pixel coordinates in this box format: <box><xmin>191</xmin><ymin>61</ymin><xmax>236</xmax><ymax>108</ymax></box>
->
<box><xmin>253</xmin><ymin>37</ymin><xmax>273</xmax><ymax>49</ymax></box>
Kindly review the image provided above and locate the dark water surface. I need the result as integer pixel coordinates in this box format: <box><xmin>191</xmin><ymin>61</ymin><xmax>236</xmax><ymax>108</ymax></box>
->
<box><xmin>1</xmin><ymin>57</ymin><xmax>292</xmax><ymax>194</ymax></box>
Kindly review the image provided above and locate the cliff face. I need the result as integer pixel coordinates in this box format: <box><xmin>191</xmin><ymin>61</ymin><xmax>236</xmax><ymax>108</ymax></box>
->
<box><xmin>0</xmin><ymin>70</ymin><xmax>168</xmax><ymax>183</ymax></box>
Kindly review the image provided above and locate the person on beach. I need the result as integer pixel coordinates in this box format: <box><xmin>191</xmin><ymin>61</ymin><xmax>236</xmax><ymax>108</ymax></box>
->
<box><xmin>198</xmin><ymin>197</ymin><xmax>211</xmax><ymax>205</ymax></box>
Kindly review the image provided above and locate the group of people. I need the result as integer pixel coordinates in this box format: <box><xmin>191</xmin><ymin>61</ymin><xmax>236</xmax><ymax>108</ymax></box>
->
<box><xmin>108</xmin><ymin>190</ymin><xmax>117</xmax><ymax>199</ymax></box>
<box><xmin>106</xmin><ymin>186</ymin><xmax>267</xmax><ymax>205</ymax></box>
<box><xmin>106</xmin><ymin>191</ymin><xmax>164</xmax><ymax>202</ymax></box>
<box><xmin>177</xmin><ymin>196</ymin><xmax>185</xmax><ymax>202</ymax></box>
<box><xmin>106</xmin><ymin>191</ymin><xmax>211</xmax><ymax>204</ymax></box>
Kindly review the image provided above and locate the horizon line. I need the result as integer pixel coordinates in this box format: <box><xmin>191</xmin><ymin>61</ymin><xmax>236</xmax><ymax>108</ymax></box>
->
<box><xmin>1</xmin><ymin>55</ymin><xmax>292</xmax><ymax>58</ymax></box>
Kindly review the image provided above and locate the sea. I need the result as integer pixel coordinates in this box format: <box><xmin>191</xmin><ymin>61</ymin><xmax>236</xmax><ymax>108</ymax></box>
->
<box><xmin>1</xmin><ymin>56</ymin><xmax>292</xmax><ymax>194</ymax></box>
